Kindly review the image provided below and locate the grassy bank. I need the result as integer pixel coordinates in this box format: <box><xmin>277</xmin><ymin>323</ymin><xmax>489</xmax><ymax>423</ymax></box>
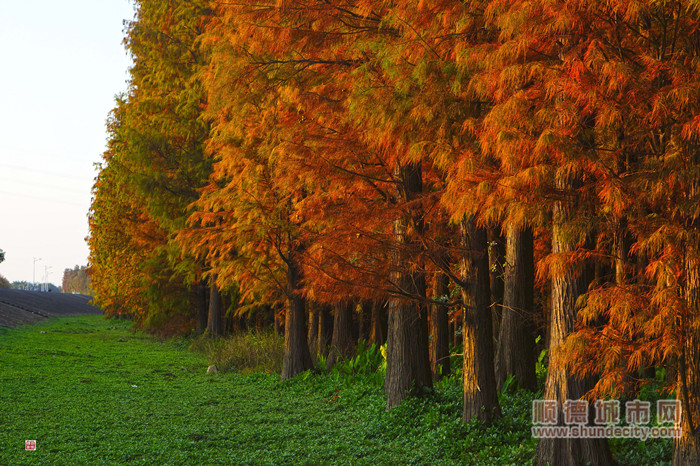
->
<box><xmin>0</xmin><ymin>316</ymin><xmax>670</xmax><ymax>464</ymax></box>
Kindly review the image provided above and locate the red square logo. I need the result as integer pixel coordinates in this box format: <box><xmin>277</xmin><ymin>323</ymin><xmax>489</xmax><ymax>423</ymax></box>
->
<box><xmin>25</xmin><ymin>440</ymin><xmax>36</xmax><ymax>451</ymax></box>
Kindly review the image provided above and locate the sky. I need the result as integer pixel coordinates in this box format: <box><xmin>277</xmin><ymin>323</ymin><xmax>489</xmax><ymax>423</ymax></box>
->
<box><xmin>0</xmin><ymin>0</ymin><xmax>134</xmax><ymax>285</ymax></box>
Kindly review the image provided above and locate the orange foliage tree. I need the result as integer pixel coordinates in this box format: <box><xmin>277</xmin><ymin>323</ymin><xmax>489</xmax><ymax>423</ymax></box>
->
<box><xmin>480</xmin><ymin>0</ymin><xmax>700</xmax><ymax>463</ymax></box>
<box><xmin>89</xmin><ymin>0</ymin><xmax>212</xmax><ymax>334</ymax></box>
<box><xmin>89</xmin><ymin>98</ymin><xmax>163</xmax><ymax>323</ymax></box>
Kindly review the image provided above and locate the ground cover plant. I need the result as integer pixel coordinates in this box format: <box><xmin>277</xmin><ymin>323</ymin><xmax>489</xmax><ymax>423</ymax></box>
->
<box><xmin>0</xmin><ymin>316</ymin><xmax>671</xmax><ymax>464</ymax></box>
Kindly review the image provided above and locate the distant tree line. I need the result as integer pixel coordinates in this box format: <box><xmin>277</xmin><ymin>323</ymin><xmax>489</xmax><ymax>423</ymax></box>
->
<box><xmin>61</xmin><ymin>266</ymin><xmax>92</xmax><ymax>296</ymax></box>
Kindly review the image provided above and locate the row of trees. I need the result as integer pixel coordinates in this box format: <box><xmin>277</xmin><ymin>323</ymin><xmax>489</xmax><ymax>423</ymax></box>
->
<box><xmin>89</xmin><ymin>0</ymin><xmax>700</xmax><ymax>463</ymax></box>
<box><xmin>61</xmin><ymin>266</ymin><xmax>93</xmax><ymax>295</ymax></box>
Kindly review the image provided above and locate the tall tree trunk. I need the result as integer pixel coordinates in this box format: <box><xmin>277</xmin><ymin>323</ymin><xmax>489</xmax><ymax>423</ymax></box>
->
<box><xmin>674</xmin><ymin>249</ymin><xmax>700</xmax><ymax>464</ymax></box>
<box><xmin>328</xmin><ymin>301</ymin><xmax>355</xmax><ymax>368</ymax></box>
<box><xmin>461</xmin><ymin>216</ymin><xmax>500</xmax><ymax>423</ymax></box>
<box><xmin>351</xmin><ymin>305</ymin><xmax>367</xmax><ymax>343</ymax></box>
<box><xmin>191</xmin><ymin>282</ymin><xmax>208</xmax><ymax>334</ymax></box>
<box><xmin>385</xmin><ymin>293</ymin><xmax>431</xmax><ymax>407</ymax></box>
<box><xmin>317</xmin><ymin>305</ymin><xmax>331</xmax><ymax>356</ymax></box>
<box><xmin>274</xmin><ymin>307</ymin><xmax>283</xmax><ymax>335</ymax></box>
<box><xmin>536</xmin><ymin>174</ymin><xmax>614</xmax><ymax>466</ymax></box>
<box><xmin>385</xmin><ymin>162</ymin><xmax>432</xmax><ymax>408</ymax></box>
<box><xmin>488</xmin><ymin>229</ymin><xmax>506</xmax><ymax>343</ymax></box>
<box><xmin>495</xmin><ymin>224</ymin><xmax>536</xmax><ymax>391</ymax></box>
<box><xmin>281</xmin><ymin>252</ymin><xmax>313</xmax><ymax>380</ymax></box>
<box><xmin>307</xmin><ymin>304</ymin><xmax>319</xmax><ymax>358</ymax></box>
<box><xmin>368</xmin><ymin>300</ymin><xmax>387</xmax><ymax>347</ymax></box>
<box><xmin>207</xmin><ymin>276</ymin><xmax>223</xmax><ymax>337</ymax></box>
<box><xmin>430</xmin><ymin>273</ymin><xmax>451</xmax><ymax>380</ymax></box>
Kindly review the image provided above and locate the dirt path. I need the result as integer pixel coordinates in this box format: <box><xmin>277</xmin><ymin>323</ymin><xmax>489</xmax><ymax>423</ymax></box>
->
<box><xmin>0</xmin><ymin>289</ymin><xmax>102</xmax><ymax>328</ymax></box>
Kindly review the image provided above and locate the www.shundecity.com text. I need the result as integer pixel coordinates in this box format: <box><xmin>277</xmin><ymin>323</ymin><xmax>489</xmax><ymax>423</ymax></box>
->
<box><xmin>531</xmin><ymin>424</ymin><xmax>680</xmax><ymax>440</ymax></box>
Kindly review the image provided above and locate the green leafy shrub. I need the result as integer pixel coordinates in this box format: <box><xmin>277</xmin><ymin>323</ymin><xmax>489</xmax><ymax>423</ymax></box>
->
<box><xmin>321</xmin><ymin>340</ymin><xmax>386</xmax><ymax>387</ymax></box>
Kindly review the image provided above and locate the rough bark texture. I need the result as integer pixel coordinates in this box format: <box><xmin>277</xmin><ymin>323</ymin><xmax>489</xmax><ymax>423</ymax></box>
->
<box><xmin>535</xmin><ymin>175</ymin><xmax>614</xmax><ymax>466</ymax></box>
<box><xmin>206</xmin><ymin>278</ymin><xmax>223</xmax><ymax>336</ymax></box>
<box><xmin>328</xmin><ymin>301</ymin><xmax>355</xmax><ymax>368</ymax></box>
<box><xmin>385</xmin><ymin>294</ymin><xmax>432</xmax><ymax>407</ymax></box>
<box><xmin>430</xmin><ymin>273</ymin><xmax>451</xmax><ymax>380</ymax></box>
<box><xmin>495</xmin><ymin>224</ymin><xmax>536</xmax><ymax>391</ymax></box>
<box><xmin>369</xmin><ymin>300</ymin><xmax>387</xmax><ymax>347</ymax></box>
<box><xmin>385</xmin><ymin>162</ymin><xmax>432</xmax><ymax>408</ymax></box>
<box><xmin>280</xmin><ymin>254</ymin><xmax>313</xmax><ymax>381</ymax></box>
<box><xmin>674</xmin><ymin>251</ymin><xmax>700</xmax><ymax>465</ymax></box>
<box><xmin>461</xmin><ymin>217</ymin><xmax>500</xmax><ymax>423</ymax></box>
<box><xmin>307</xmin><ymin>305</ymin><xmax>319</xmax><ymax>358</ymax></box>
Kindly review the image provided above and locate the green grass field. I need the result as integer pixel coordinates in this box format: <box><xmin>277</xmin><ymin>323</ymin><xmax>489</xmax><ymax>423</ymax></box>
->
<box><xmin>0</xmin><ymin>316</ymin><xmax>671</xmax><ymax>465</ymax></box>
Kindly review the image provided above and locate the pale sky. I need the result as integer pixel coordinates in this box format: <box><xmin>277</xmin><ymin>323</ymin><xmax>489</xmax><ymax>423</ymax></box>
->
<box><xmin>0</xmin><ymin>0</ymin><xmax>134</xmax><ymax>285</ymax></box>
